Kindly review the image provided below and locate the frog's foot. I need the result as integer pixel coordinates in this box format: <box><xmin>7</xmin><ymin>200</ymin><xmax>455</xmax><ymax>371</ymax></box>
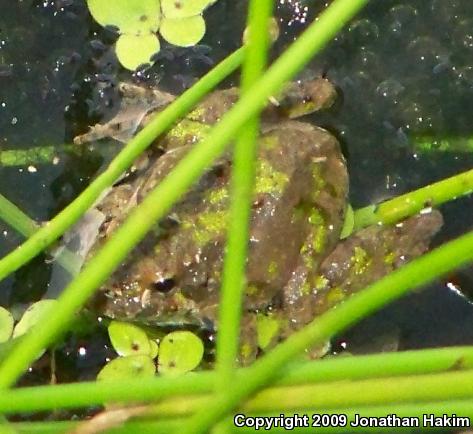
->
<box><xmin>281</xmin><ymin>210</ymin><xmax>443</xmax><ymax>333</ymax></box>
<box><xmin>251</xmin><ymin>309</ymin><xmax>331</xmax><ymax>360</ymax></box>
<box><xmin>73</xmin><ymin>83</ymin><xmax>175</xmax><ymax>145</ymax></box>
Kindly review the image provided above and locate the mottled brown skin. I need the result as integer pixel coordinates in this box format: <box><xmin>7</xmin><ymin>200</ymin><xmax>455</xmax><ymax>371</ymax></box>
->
<box><xmin>81</xmin><ymin>79</ymin><xmax>442</xmax><ymax>362</ymax></box>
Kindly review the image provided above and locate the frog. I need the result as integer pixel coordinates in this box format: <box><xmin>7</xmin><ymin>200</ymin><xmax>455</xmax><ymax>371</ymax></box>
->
<box><xmin>77</xmin><ymin>78</ymin><xmax>443</xmax><ymax>362</ymax></box>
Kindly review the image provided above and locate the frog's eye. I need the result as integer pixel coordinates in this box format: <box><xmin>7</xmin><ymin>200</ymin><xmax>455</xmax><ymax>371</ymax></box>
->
<box><xmin>152</xmin><ymin>278</ymin><xmax>175</xmax><ymax>293</ymax></box>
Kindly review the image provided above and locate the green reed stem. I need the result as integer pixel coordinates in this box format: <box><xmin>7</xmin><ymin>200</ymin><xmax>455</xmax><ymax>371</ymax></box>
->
<box><xmin>183</xmin><ymin>225</ymin><xmax>473</xmax><ymax>433</ymax></box>
<box><xmin>413</xmin><ymin>133</ymin><xmax>473</xmax><ymax>153</ymax></box>
<box><xmin>216</xmin><ymin>0</ymin><xmax>273</xmax><ymax>395</ymax></box>
<box><xmin>0</xmin><ymin>193</ymin><xmax>38</xmax><ymax>238</ymax></box>
<box><xmin>0</xmin><ymin>346</ymin><xmax>472</xmax><ymax>414</ymax></box>
<box><xmin>0</xmin><ymin>0</ymin><xmax>368</xmax><ymax>389</ymax></box>
<box><xmin>0</xmin><ymin>47</ymin><xmax>244</xmax><ymax>283</ymax></box>
<box><xmin>354</xmin><ymin>168</ymin><xmax>473</xmax><ymax>229</ymax></box>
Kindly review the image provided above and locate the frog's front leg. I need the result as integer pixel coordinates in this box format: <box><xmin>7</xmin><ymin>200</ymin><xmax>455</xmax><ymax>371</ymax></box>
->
<box><xmin>280</xmin><ymin>210</ymin><xmax>443</xmax><ymax>343</ymax></box>
<box><xmin>73</xmin><ymin>83</ymin><xmax>175</xmax><ymax>145</ymax></box>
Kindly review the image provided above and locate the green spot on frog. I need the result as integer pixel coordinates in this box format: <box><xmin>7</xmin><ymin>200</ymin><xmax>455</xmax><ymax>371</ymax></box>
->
<box><xmin>183</xmin><ymin>209</ymin><xmax>228</xmax><ymax>246</ymax></box>
<box><xmin>384</xmin><ymin>251</ymin><xmax>395</xmax><ymax>265</ymax></box>
<box><xmin>207</xmin><ymin>187</ymin><xmax>228</xmax><ymax>205</ymax></box>
<box><xmin>305</xmin><ymin>209</ymin><xmax>327</xmax><ymax>254</ymax></box>
<box><xmin>260</xmin><ymin>135</ymin><xmax>279</xmax><ymax>149</ymax></box>
<box><xmin>254</xmin><ymin>160</ymin><xmax>289</xmax><ymax>197</ymax></box>
<box><xmin>187</xmin><ymin>106</ymin><xmax>206</xmax><ymax>121</ymax></box>
<box><xmin>168</xmin><ymin>118</ymin><xmax>211</xmax><ymax>142</ymax></box>
<box><xmin>240</xmin><ymin>342</ymin><xmax>253</xmax><ymax>362</ymax></box>
<box><xmin>308</xmin><ymin>208</ymin><xmax>324</xmax><ymax>226</ymax></box>
<box><xmin>267</xmin><ymin>261</ymin><xmax>278</xmax><ymax>277</ymax></box>
<box><xmin>351</xmin><ymin>246</ymin><xmax>372</xmax><ymax>275</ymax></box>
<box><xmin>326</xmin><ymin>286</ymin><xmax>345</xmax><ymax>306</ymax></box>
<box><xmin>313</xmin><ymin>225</ymin><xmax>327</xmax><ymax>253</ymax></box>
<box><xmin>311</xmin><ymin>163</ymin><xmax>327</xmax><ymax>198</ymax></box>
<box><xmin>246</xmin><ymin>285</ymin><xmax>259</xmax><ymax>296</ymax></box>
<box><xmin>299</xmin><ymin>280</ymin><xmax>311</xmax><ymax>296</ymax></box>
<box><xmin>314</xmin><ymin>274</ymin><xmax>329</xmax><ymax>290</ymax></box>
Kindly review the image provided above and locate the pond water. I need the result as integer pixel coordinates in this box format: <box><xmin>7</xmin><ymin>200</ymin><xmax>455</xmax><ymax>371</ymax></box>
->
<box><xmin>1</xmin><ymin>0</ymin><xmax>473</xmax><ymax>381</ymax></box>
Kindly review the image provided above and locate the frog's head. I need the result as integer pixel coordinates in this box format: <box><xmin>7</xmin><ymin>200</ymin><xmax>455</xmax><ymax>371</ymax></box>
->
<box><xmin>275</xmin><ymin>78</ymin><xmax>337</xmax><ymax>119</ymax></box>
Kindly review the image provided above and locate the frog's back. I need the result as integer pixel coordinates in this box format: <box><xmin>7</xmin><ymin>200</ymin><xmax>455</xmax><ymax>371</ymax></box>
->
<box><xmin>91</xmin><ymin>118</ymin><xmax>348</xmax><ymax>326</ymax></box>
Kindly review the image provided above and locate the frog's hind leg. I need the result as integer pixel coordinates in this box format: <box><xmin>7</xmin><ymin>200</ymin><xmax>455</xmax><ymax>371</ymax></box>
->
<box><xmin>280</xmin><ymin>210</ymin><xmax>443</xmax><ymax>344</ymax></box>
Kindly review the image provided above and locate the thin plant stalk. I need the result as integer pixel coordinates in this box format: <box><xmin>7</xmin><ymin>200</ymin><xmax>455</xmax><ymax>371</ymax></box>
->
<box><xmin>0</xmin><ymin>0</ymin><xmax>369</xmax><ymax>388</ymax></box>
<box><xmin>216</xmin><ymin>0</ymin><xmax>273</xmax><ymax>394</ymax></box>
<box><xmin>0</xmin><ymin>346</ymin><xmax>471</xmax><ymax>414</ymax></box>
<box><xmin>354</xmin><ymin>168</ymin><xmax>473</xmax><ymax>229</ymax></box>
<box><xmin>181</xmin><ymin>227</ymin><xmax>473</xmax><ymax>433</ymax></box>
<box><xmin>0</xmin><ymin>47</ymin><xmax>245</xmax><ymax>283</ymax></box>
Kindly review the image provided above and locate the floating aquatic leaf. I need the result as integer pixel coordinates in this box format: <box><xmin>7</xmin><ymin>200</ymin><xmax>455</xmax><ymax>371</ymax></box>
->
<box><xmin>13</xmin><ymin>300</ymin><xmax>58</xmax><ymax>338</ymax></box>
<box><xmin>108</xmin><ymin>321</ymin><xmax>152</xmax><ymax>357</ymax></box>
<box><xmin>161</xmin><ymin>0</ymin><xmax>215</xmax><ymax>19</ymax></box>
<box><xmin>116</xmin><ymin>33</ymin><xmax>161</xmax><ymax>70</ymax></box>
<box><xmin>256</xmin><ymin>313</ymin><xmax>281</xmax><ymax>350</ymax></box>
<box><xmin>159</xmin><ymin>15</ymin><xmax>206</xmax><ymax>47</ymax></box>
<box><xmin>97</xmin><ymin>355</ymin><xmax>156</xmax><ymax>381</ymax></box>
<box><xmin>340</xmin><ymin>203</ymin><xmax>355</xmax><ymax>239</ymax></box>
<box><xmin>158</xmin><ymin>331</ymin><xmax>204</xmax><ymax>375</ymax></box>
<box><xmin>87</xmin><ymin>0</ymin><xmax>161</xmax><ymax>34</ymax></box>
<box><xmin>0</xmin><ymin>307</ymin><xmax>13</xmax><ymax>344</ymax></box>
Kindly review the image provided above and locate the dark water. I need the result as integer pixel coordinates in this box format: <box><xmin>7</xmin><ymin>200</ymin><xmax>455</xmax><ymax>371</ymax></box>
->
<box><xmin>1</xmin><ymin>0</ymin><xmax>473</xmax><ymax>380</ymax></box>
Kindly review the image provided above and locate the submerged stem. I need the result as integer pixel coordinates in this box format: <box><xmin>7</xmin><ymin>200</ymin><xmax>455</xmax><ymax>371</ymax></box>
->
<box><xmin>0</xmin><ymin>193</ymin><xmax>38</xmax><ymax>238</ymax></box>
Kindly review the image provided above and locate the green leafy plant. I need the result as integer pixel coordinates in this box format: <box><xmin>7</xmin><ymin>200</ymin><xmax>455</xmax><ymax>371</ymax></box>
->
<box><xmin>97</xmin><ymin>355</ymin><xmax>156</xmax><ymax>382</ymax></box>
<box><xmin>87</xmin><ymin>0</ymin><xmax>217</xmax><ymax>70</ymax></box>
<box><xmin>107</xmin><ymin>321</ymin><xmax>154</xmax><ymax>357</ymax></box>
<box><xmin>98</xmin><ymin>321</ymin><xmax>204</xmax><ymax>380</ymax></box>
<box><xmin>158</xmin><ymin>331</ymin><xmax>204</xmax><ymax>375</ymax></box>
